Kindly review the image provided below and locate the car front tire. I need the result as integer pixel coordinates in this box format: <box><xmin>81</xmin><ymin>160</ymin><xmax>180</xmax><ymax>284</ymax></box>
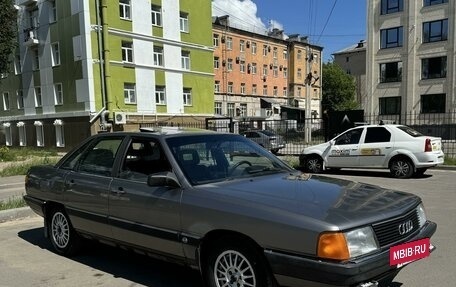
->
<box><xmin>48</xmin><ymin>208</ymin><xmax>81</xmax><ymax>256</ymax></box>
<box><xmin>305</xmin><ymin>156</ymin><xmax>323</xmax><ymax>173</ymax></box>
<box><xmin>204</xmin><ymin>240</ymin><xmax>277</xmax><ymax>287</ymax></box>
<box><xmin>389</xmin><ymin>158</ymin><xmax>414</xmax><ymax>179</ymax></box>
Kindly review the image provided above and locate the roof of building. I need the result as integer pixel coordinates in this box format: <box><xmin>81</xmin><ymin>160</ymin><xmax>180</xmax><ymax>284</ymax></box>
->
<box><xmin>332</xmin><ymin>40</ymin><xmax>367</xmax><ymax>55</ymax></box>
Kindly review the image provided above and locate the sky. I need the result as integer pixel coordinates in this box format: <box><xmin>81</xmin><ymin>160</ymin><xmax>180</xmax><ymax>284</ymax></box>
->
<box><xmin>212</xmin><ymin>0</ymin><xmax>367</xmax><ymax>62</ymax></box>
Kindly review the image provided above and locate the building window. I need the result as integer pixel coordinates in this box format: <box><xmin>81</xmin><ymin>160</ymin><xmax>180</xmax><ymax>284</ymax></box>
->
<box><xmin>214</xmin><ymin>102</ymin><xmax>222</xmax><ymax>115</ymax></box>
<box><xmin>283</xmin><ymin>87</ymin><xmax>287</xmax><ymax>97</ymax></box>
<box><xmin>14</xmin><ymin>55</ymin><xmax>21</xmax><ymax>74</ymax></box>
<box><xmin>34</xmin><ymin>87</ymin><xmax>42</xmax><ymax>107</ymax></box>
<box><xmin>283</xmin><ymin>49</ymin><xmax>288</xmax><ymax>60</ymax></box>
<box><xmin>2</xmin><ymin>92</ymin><xmax>9</xmax><ymax>111</ymax></box>
<box><xmin>124</xmin><ymin>83</ymin><xmax>136</xmax><ymax>104</ymax></box>
<box><xmin>423</xmin><ymin>19</ymin><xmax>448</xmax><ymax>43</ymax></box>
<box><xmin>151</xmin><ymin>5</ymin><xmax>162</xmax><ymax>26</ymax></box>
<box><xmin>180</xmin><ymin>12</ymin><xmax>189</xmax><ymax>32</ymax></box>
<box><xmin>122</xmin><ymin>41</ymin><xmax>133</xmax><ymax>63</ymax></box>
<box><xmin>226</xmin><ymin>37</ymin><xmax>233</xmax><ymax>50</ymax></box>
<box><xmin>49</xmin><ymin>0</ymin><xmax>57</xmax><ymax>22</ymax></box>
<box><xmin>263</xmin><ymin>65</ymin><xmax>268</xmax><ymax>76</ymax></box>
<box><xmin>252</xmin><ymin>84</ymin><xmax>257</xmax><ymax>95</ymax></box>
<box><xmin>32</xmin><ymin>48</ymin><xmax>39</xmax><ymax>70</ymax></box>
<box><xmin>273</xmin><ymin>66</ymin><xmax>278</xmax><ymax>77</ymax></box>
<box><xmin>155</xmin><ymin>86</ymin><xmax>166</xmax><ymax>105</ymax></box>
<box><xmin>3</xmin><ymin>123</ymin><xmax>12</xmax><ymax>146</ymax></box>
<box><xmin>297</xmin><ymin>68</ymin><xmax>302</xmax><ymax>79</ymax></box>
<box><xmin>379</xmin><ymin>96</ymin><xmax>401</xmax><ymax>115</ymax></box>
<box><xmin>240</xmin><ymin>40</ymin><xmax>245</xmax><ymax>52</ymax></box>
<box><xmin>240</xmin><ymin>83</ymin><xmax>246</xmax><ymax>95</ymax></box>
<box><xmin>421</xmin><ymin>94</ymin><xmax>445</xmax><ymax>113</ymax></box>
<box><xmin>297</xmin><ymin>87</ymin><xmax>301</xmax><ymax>97</ymax></box>
<box><xmin>34</xmin><ymin>121</ymin><xmax>44</xmax><ymax>147</ymax></box>
<box><xmin>381</xmin><ymin>0</ymin><xmax>403</xmax><ymax>15</ymax></box>
<box><xmin>183</xmin><ymin>88</ymin><xmax>192</xmax><ymax>106</ymax></box>
<box><xmin>54</xmin><ymin>119</ymin><xmax>65</xmax><ymax>147</ymax></box>
<box><xmin>283</xmin><ymin>68</ymin><xmax>288</xmax><ymax>78</ymax></box>
<box><xmin>263</xmin><ymin>85</ymin><xmax>268</xmax><ymax>96</ymax></box>
<box><xmin>251</xmin><ymin>63</ymin><xmax>257</xmax><ymax>74</ymax></box>
<box><xmin>380</xmin><ymin>62</ymin><xmax>402</xmax><ymax>83</ymax></box>
<box><xmin>227</xmin><ymin>82</ymin><xmax>233</xmax><ymax>94</ymax></box>
<box><xmin>422</xmin><ymin>56</ymin><xmax>446</xmax><ymax>79</ymax></box>
<box><xmin>54</xmin><ymin>83</ymin><xmax>63</xmax><ymax>105</ymax></box>
<box><xmin>119</xmin><ymin>0</ymin><xmax>131</xmax><ymax>20</ymax></box>
<box><xmin>263</xmin><ymin>45</ymin><xmax>268</xmax><ymax>56</ymax></box>
<box><xmin>153</xmin><ymin>46</ymin><xmax>164</xmax><ymax>66</ymax></box>
<box><xmin>51</xmin><ymin>42</ymin><xmax>60</xmax><ymax>66</ymax></box>
<box><xmin>380</xmin><ymin>26</ymin><xmax>403</xmax><ymax>48</ymax></box>
<box><xmin>273</xmin><ymin>47</ymin><xmax>278</xmax><ymax>59</ymax></box>
<box><xmin>424</xmin><ymin>0</ymin><xmax>448</xmax><ymax>6</ymax></box>
<box><xmin>227</xmin><ymin>103</ymin><xmax>235</xmax><ymax>117</ymax></box>
<box><xmin>273</xmin><ymin>86</ymin><xmax>278</xmax><ymax>96</ymax></box>
<box><xmin>297</xmin><ymin>50</ymin><xmax>302</xmax><ymax>60</ymax></box>
<box><xmin>214</xmin><ymin>56</ymin><xmax>220</xmax><ymax>69</ymax></box>
<box><xmin>251</xmin><ymin>42</ymin><xmax>257</xmax><ymax>54</ymax></box>
<box><xmin>213</xmin><ymin>34</ymin><xmax>219</xmax><ymax>47</ymax></box>
<box><xmin>239</xmin><ymin>103</ymin><xmax>247</xmax><ymax>117</ymax></box>
<box><xmin>227</xmin><ymin>58</ymin><xmax>233</xmax><ymax>71</ymax></box>
<box><xmin>181</xmin><ymin>51</ymin><xmax>190</xmax><ymax>70</ymax></box>
<box><xmin>17</xmin><ymin>122</ymin><xmax>26</xmax><ymax>146</ymax></box>
<box><xmin>17</xmin><ymin>90</ymin><xmax>24</xmax><ymax>109</ymax></box>
<box><xmin>240</xmin><ymin>60</ymin><xmax>246</xmax><ymax>73</ymax></box>
<box><xmin>215</xmin><ymin>81</ymin><xmax>220</xmax><ymax>92</ymax></box>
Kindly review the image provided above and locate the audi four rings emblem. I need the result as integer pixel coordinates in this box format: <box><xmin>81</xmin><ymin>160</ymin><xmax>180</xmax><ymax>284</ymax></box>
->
<box><xmin>398</xmin><ymin>220</ymin><xmax>414</xmax><ymax>235</ymax></box>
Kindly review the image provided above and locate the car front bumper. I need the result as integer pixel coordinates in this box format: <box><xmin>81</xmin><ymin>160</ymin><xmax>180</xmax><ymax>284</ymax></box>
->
<box><xmin>264</xmin><ymin>221</ymin><xmax>437</xmax><ymax>287</ymax></box>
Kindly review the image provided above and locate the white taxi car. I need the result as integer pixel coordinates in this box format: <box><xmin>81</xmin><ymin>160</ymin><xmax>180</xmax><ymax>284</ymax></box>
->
<box><xmin>299</xmin><ymin>123</ymin><xmax>444</xmax><ymax>178</ymax></box>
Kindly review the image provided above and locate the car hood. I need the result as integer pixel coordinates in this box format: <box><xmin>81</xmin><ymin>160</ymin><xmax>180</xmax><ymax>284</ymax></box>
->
<box><xmin>199</xmin><ymin>172</ymin><xmax>420</xmax><ymax>230</ymax></box>
<box><xmin>303</xmin><ymin>142</ymin><xmax>330</xmax><ymax>153</ymax></box>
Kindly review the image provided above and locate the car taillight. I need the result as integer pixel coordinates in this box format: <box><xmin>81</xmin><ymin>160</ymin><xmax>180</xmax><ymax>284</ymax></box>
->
<box><xmin>425</xmin><ymin>138</ymin><xmax>432</xmax><ymax>152</ymax></box>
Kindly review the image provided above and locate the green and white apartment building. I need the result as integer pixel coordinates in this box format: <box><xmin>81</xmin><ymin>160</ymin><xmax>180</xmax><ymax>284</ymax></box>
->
<box><xmin>0</xmin><ymin>0</ymin><xmax>214</xmax><ymax>149</ymax></box>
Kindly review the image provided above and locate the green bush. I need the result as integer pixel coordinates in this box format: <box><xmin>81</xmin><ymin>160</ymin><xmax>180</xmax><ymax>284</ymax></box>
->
<box><xmin>0</xmin><ymin>146</ymin><xmax>14</xmax><ymax>161</ymax></box>
<box><xmin>0</xmin><ymin>197</ymin><xmax>27</xmax><ymax>211</ymax></box>
<box><xmin>0</xmin><ymin>147</ymin><xmax>58</xmax><ymax>162</ymax></box>
<box><xmin>0</xmin><ymin>157</ymin><xmax>60</xmax><ymax>177</ymax></box>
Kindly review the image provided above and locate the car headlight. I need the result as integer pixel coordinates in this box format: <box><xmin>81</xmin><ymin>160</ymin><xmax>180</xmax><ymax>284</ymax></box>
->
<box><xmin>416</xmin><ymin>203</ymin><xmax>427</xmax><ymax>228</ymax></box>
<box><xmin>318</xmin><ymin>227</ymin><xmax>379</xmax><ymax>260</ymax></box>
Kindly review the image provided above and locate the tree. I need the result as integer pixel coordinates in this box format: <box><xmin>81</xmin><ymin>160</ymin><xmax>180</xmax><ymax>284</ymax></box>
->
<box><xmin>0</xmin><ymin>0</ymin><xmax>17</xmax><ymax>75</ymax></box>
<box><xmin>322</xmin><ymin>62</ymin><xmax>359</xmax><ymax>112</ymax></box>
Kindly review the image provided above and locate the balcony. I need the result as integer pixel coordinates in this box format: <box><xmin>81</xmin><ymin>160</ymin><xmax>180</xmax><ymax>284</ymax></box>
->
<box><xmin>24</xmin><ymin>28</ymin><xmax>39</xmax><ymax>46</ymax></box>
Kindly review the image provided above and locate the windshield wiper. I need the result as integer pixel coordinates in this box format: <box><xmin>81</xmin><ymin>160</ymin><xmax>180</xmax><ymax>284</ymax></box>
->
<box><xmin>246</xmin><ymin>166</ymin><xmax>283</xmax><ymax>175</ymax></box>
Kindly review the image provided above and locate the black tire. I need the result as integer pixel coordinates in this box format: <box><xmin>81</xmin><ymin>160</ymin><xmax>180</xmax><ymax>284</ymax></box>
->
<box><xmin>305</xmin><ymin>156</ymin><xmax>323</xmax><ymax>173</ymax></box>
<box><xmin>389</xmin><ymin>158</ymin><xmax>414</xmax><ymax>179</ymax></box>
<box><xmin>48</xmin><ymin>207</ymin><xmax>82</xmax><ymax>256</ymax></box>
<box><xmin>204</xmin><ymin>240</ymin><xmax>277</xmax><ymax>287</ymax></box>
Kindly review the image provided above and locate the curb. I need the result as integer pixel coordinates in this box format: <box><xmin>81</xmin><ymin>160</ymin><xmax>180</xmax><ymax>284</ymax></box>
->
<box><xmin>0</xmin><ymin>206</ymin><xmax>37</xmax><ymax>224</ymax></box>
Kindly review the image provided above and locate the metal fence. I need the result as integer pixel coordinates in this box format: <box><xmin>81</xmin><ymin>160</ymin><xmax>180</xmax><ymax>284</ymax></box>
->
<box><xmin>140</xmin><ymin>111</ymin><xmax>456</xmax><ymax>158</ymax></box>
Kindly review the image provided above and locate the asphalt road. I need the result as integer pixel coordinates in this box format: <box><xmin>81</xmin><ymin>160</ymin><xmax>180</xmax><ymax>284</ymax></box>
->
<box><xmin>0</xmin><ymin>175</ymin><xmax>25</xmax><ymax>201</ymax></box>
<box><xmin>0</xmin><ymin>168</ymin><xmax>455</xmax><ymax>286</ymax></box>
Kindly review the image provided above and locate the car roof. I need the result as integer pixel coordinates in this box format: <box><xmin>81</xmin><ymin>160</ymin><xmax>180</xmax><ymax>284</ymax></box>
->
<box><xmin>94</xmin><ymin>128</ymin><xmax>229</xmax><ymax>139</ymax></box>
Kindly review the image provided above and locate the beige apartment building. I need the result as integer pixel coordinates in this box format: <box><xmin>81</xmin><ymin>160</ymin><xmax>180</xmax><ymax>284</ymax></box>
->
<box><xmin>212</xmin><ymin>16</ymin><xmax>323</xmax><ymax>122</ymax></box>
<box><xmin>366</xmin><ymin>0</ymin><xmax>456</xmax><ymax>122</ymax></box>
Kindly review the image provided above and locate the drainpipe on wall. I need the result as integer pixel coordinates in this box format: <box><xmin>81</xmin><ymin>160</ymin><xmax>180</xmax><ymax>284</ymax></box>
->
<box><xmin>101</xmin><ymin>0</ymin><xmax>113</xmax><ymax>129</ymax></box>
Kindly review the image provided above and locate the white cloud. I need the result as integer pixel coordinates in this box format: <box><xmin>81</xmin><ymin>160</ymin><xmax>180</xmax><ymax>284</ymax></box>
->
<box><xmin>212</xmin><ymin>0</ymin><xmax>283</xmax><ymax>35</ymax></box>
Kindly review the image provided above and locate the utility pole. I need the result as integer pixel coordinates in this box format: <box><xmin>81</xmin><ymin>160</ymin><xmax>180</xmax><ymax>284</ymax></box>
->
<box><xmin>305</xmin><ymin>46</ymin><xmax>312</xmax><ymax>144</ymax></box>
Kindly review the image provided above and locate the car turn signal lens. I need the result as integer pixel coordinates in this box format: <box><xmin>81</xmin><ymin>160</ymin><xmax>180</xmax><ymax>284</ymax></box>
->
<box><xmin>317</xmin><ymin>232</ymin><xmax>350</xmax><ymax>261</ymax></box>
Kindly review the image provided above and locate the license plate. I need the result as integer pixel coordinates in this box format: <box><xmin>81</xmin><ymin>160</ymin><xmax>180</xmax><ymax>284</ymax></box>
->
<box><xmin>390</xmin><ymin>238</ymin><xmax>432</xmax><ymax>267</ymax></box>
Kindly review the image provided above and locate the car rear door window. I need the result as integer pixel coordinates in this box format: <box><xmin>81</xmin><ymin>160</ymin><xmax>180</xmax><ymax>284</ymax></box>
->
<box><xmin>365</xmin><ymin>127</ymin><xmax>391</xmax><ymax>143</ymax></box>
<box><xmin>335</xmin><ymin>128</ymin><xmax>363</xmax><ymax>145</ymax></box>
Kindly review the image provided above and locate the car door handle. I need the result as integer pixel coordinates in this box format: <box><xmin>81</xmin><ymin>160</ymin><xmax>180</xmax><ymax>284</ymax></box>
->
<box><xmin>385</xmin><ymin>147</ymin><xmax>392</xmax><ymax>149</ymax></box>
<box><xmin>113</xmin><ymin>187</ymin><xmax>125</xmax><ymax>195</ymax></box>
<box><xmin>65</xmin><ymin>179</ymin><xmax>75</xmax><ymax>188</ymax></box>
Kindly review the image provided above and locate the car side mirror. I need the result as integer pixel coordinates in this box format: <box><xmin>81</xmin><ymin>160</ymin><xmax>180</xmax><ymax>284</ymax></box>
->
<box><xmin>147</xmin><ymin>172</ymin><xmax>181</xmax><ymax>188</ymax></box>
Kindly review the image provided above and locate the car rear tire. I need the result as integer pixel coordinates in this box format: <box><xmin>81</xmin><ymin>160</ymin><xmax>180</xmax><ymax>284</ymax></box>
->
<box><xmin>305</xmin><ymin>156</ymin><xmax>323</xmax><ymax>173</ymax></box>
<box><xmin>389</xmin><ymin>158</ymin><xmax>414</xmax><ymax>179</ymax></box>
<box><xmin>204</xmin><ymin>240</ymin><xmax>277</xmax><ymax>287</ymax></box>
<box><xmin>48</xmin><ymin>207</ymin><xmax>82</xmax><ymax>256</ymax></box>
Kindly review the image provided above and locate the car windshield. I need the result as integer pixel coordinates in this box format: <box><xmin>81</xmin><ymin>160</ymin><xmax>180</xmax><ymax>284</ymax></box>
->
<box><xmin>259</xmin><ymin>130</ymin><xmax>276</xmax><ymax>136</ymax></box>
<box><xmin>397</xmin><ymin>126</ymin><xmax>424</xmax><ymax>137</ymax></box>
<box><xmin>166</xmin><ymin>134</ymin><xmax>293</xmax><ymax>185</ymax></box>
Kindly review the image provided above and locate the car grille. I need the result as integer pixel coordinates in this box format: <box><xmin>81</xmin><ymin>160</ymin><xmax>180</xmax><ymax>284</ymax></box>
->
<box><xmin>372</xmin><ymin>208</ymin><xmax>419</xmax><ymax>247</ymax></box>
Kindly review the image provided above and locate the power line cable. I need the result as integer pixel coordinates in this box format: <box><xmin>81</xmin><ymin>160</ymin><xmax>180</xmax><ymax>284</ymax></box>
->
<box><xmin>316</xmin><ymin>0</ymin><xmax>338</xmax><ymax>44</ymax></box>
